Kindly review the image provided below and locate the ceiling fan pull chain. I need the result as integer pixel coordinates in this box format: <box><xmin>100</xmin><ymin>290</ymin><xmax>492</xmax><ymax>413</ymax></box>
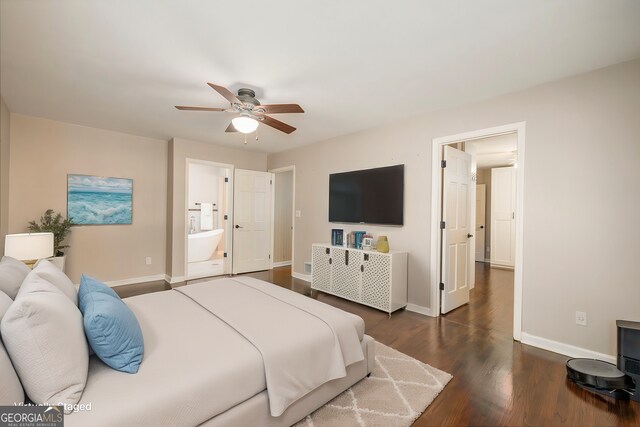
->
<box><xmin>244</xmin><ymin>134</ymin><xmax>247</xmax><ymax>145</ymax></box>
<box><xmin>256</xmin><ymin>128</ymin><xmax>259</xmax><ymax>142</ymax></box>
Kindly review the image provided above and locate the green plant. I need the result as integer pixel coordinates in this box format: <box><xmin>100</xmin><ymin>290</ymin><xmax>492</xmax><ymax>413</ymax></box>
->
<box><xmin>27</xmin><ymin>209</ymin><xmax>74</xmax><ymax>257</ymax></box>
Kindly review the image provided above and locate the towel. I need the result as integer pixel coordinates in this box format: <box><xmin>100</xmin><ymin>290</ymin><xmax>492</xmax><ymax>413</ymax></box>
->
<box><xmin>200</xmin><ymin>203</ymin><xmax>214</xmax><ymax>230</ymax></box>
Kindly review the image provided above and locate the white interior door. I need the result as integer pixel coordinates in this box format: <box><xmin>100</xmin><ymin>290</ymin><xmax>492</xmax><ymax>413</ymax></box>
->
<box><xmin>232</xmin><ymin>169</ymin><xmax>273</xmax><ymax>274</ymax></box>
<box><xmin>490</xmin><ymin>167</ymin><xmax>516</xmax><ymax>268</ymax></box>
<box><xmin>475</xmin><ymin>184</ymin><xmax>486</xmax><ymax>262</ymax></box>
<box><xmin>441</xmin><ymin>146</ymin><xmax>472</xmax><ymax>314</ymax></box>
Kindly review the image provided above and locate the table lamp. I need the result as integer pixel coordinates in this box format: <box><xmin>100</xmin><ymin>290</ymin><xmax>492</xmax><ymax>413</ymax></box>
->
<box><xmin>4</xmin><ymin>232</ymin><xmax>54</xmax><ymax>268</ymax></box>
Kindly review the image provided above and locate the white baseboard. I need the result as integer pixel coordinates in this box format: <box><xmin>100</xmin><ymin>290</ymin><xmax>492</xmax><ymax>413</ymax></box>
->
<box><xmin>292</xmin><ymin>272</ymin><xmax>311</xmax><ymax>282</ymax></box>
<box><xmin>165</xmin><ymin>275</ymin><xmax>185</xmax><ymax>285</ymax></box>
<box><xmin>520</xmin><ymin>332</ymin><xmax>615</xmax><ymax>364</ymax></box>
<box><xmin>273</xmin><ymin>261</ymin><xmax>292</xmax><ymax>268</ymax></box>
<box><xmin>105</xmin><ymin>274</ymin><xmax>167</xmax><ymax>288</ymax></box>
<box><xmin>406</xmin><ymin>303</ymin><xmax>437</xmax><ymax>317</ymax></box>
<box><xmin>489</xmin><ymin>263</ymin><xmax>514</xmax><ymax>271</ymax></box>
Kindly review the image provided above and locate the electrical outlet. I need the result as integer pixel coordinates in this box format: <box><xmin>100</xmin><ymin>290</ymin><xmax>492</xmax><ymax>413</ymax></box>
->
<box><xmin>145</xmin><ymin>257</ymin><xmax>152</xmax><ymax>265</ymax></box>
<box><xmin>575</xmin><ymin>311</ymin><xmax>587</xmax><ymax>326</ymax></box>
<box><xmin>295</xmin><ymin>210</ymin><xmax>301</xmax><ymax>218</ymax></box>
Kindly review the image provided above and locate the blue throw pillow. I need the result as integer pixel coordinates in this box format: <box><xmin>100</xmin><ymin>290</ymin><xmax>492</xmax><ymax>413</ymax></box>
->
<box><xmin>79</xmin><ymin>275</ymin><xmax>119</xmax><ymax>299</ymax></box>
<box><xmin>78</xmin><ymin>276</ymin><xmax>144</xmax><ymax>373</ymax></box>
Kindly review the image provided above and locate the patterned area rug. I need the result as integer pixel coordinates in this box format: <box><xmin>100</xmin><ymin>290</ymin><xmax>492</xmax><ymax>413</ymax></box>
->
<box><xmin>294</xmin><ymin>341</ymin><xmax>452</xmax><ymax>427</ymax></box>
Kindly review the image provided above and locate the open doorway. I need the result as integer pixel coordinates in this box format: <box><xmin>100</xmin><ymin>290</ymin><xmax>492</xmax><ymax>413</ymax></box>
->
<box><xmin>186</xmin><ymin>159</ymin><xmax>233</xmax><ymax>280</ymax></box>
<box><xmin>430</xmin><ymin>122</ymin><xmax>525</xmax><ymax>341</ymax></box>
<box><xmin>270</xmin><ymin>166</ymin><xmax>295</xmax><ymax>271</ymax></box>
<box><xmin>467</xmin><ymin>133</ymin><xmax>518</xmax><ymax>269</ymax></box>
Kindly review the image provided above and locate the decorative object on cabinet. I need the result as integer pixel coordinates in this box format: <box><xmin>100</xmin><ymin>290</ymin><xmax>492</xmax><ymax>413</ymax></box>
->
<box><xmin>311</xmin><ymin>244</ymin><xmax>407</xmax><ymax>315</ymax></box>
<box><xmin>362</xmin><ymin>237</ymin><xmax>374</xmax><ymax>251</ymax></box>
<box><xmin>353</xmin><ymin>231</ymin><xmax>366</xmax><ymax>249</ymax></box>
<box><xmin>331</xmin><ymin>229</ymin><xmax>344</xmax><ymax>246</ymax></box>
<box><xmin>377</xmin><ymin>236</ymin><xmax>390</xmax><ymax>253</ymax></box>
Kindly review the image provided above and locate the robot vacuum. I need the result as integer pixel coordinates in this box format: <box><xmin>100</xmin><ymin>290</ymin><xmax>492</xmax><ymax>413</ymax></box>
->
<box><xmin>566</xmin><ymin>358</ymin><xmax>635</xmax><ymax>399</ymax></box>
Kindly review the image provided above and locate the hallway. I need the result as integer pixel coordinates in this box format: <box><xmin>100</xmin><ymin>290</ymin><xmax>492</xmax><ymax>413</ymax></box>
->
<box><xmin>442</xmin><ymin>262</ymin><xmax>514</xmax><ymax>337</ymax></box>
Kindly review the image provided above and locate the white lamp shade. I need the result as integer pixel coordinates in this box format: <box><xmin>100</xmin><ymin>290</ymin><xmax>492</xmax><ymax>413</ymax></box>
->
<box><xmin>4</xmin><ymin>233</ymin><xmax>54</xmax><ymax>260</ymax></box>
<box><xmin>231</xmin><ymin>116</ymin><xmax>259</xmax><ymax>134</ymax></box>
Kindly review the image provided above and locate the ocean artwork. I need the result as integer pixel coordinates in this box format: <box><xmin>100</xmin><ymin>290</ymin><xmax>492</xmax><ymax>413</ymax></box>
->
<box><xmin>67</xmin><ymin>174</ymin><xmax>133</xmax><ymax>225</ymax></box>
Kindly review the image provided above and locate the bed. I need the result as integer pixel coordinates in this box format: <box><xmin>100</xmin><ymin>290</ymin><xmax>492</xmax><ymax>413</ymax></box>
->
<box><xmin>65</xmin><ymin>276</ymin><xmax>375</xmax><ymax>427</ymax></box>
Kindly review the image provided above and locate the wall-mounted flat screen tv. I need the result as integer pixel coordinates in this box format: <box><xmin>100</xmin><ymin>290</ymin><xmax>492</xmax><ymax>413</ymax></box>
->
<box><xmin>329</xmin><ymin>164</ymin><xmax>404</xmax><ymax>225</ymax></box>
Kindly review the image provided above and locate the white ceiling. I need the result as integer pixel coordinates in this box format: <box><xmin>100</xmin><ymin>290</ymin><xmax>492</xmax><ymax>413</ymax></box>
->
<box><xmin>2</xmin><ymin>1</ymin><xmax>639</xmax><ymax>153</ymax></box>
<box><xmin>467</xmin><ymin>133</ymin><xmax>518</xmax><ymax>168</ymax></box>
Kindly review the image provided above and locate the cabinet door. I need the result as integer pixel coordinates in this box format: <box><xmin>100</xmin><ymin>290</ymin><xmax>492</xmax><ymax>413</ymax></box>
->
<box><xmin>361</xmin><ymin>253</ymin><xmax>391</xmax><ymax>311</ymax></box>
<box><xmin>311</xmin><ymin>246</ymin><xmax>331</xmax><ymax>292</ymax></box>
<box><xmin>331</xmin><ymin>248</ymin><xmax>362</xmax><ymax>301</ymax></box>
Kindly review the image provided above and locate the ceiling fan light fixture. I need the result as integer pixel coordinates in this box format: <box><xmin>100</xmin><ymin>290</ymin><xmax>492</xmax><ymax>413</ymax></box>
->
<box><xmin>231</xmin><ymin>115</ymin><xmax>259</xmax><ymax>134</ymax></box>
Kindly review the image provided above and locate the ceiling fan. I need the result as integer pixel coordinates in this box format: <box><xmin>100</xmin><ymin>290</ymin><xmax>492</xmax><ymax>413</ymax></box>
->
<box><xmin>175</xmin><ymin>83</ymin><xmax>304</xmax><ymax>135</ymax></box>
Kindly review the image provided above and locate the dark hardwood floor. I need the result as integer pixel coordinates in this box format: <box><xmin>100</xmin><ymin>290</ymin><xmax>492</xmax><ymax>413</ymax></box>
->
<box><xmin>246</xmin><ymin>263</ymin><xmax>639</xmax><ymax>427</ymax></box>
<box><xmin>115</xmin><ymin>264</ymin><xmax>639</xmax><ymax>426</ymax></box>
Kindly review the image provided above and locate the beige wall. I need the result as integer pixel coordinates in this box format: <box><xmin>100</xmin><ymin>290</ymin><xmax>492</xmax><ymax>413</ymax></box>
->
<box><xmin>167</xmin><ymin>137</ymin><xmax>267</xmax><ymax>280</ymax></box>
<box><xmin>274</xmin><ymin>170</ymin><xmax>293</xmax><ymax>263</ymax></box>
<box><xmin>8</xmin><ymin>115</ymin><xmax>168</xmax><ymax>283</ymax></box>
<box><xmin>268</xmin><ymin>58</ymin><xmax>640</xmax><ymax>356</ymax></box>
<box><xmin>0</xmin><ymin>96</ymin><xmax>10</xmax><ymax>253</ymax></box>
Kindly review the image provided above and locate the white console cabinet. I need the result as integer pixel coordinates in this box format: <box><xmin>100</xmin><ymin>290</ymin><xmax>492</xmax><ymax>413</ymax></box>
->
<box><xmin>311</xmin><ymin>244</ymin><xmax>407</xmax><ymax>314</ymax></box>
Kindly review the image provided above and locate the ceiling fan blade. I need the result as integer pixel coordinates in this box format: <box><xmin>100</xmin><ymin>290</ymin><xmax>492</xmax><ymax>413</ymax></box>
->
<box><xmin>207</xmin><ymin>83</ymin><xmax>241</xmax><ymax>105</ymax></box>
<box><xmin>225</xmin><ymin>123</ymin><xmax>238</xmax><ymax>133</ymax></box>
<box><xmin>261</xmin><ymin>115</ymin><xmax>296</xmax><ymax>134</ymax></box>
<box><xmin>256</xmin><ymin>104</ymin><xmax>304</xmax><ymax>114</ymax></box>
<box><xmin>175</xmin><ymin>106</ymin><xmax>226</xmax><ymax>111</ymax></box>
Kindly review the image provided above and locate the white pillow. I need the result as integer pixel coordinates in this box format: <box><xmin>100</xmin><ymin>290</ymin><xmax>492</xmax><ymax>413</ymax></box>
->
<box><xmin>1</xmin><ymin>289</ymin><xmax>88</xmax><ymax>412</ymax></box>
<box><xmin>17</xmin><ymin>272</ymin><xmax>67</xmax><ymax>298</ymax></box>
<box><xmin>27</xmin><ymin>259</ymin><xmax>77</xmax><ymax>305</ymax></box>
<box><xmin>0</xmin><ymin>290</ymin><xmax>24</xmax><ymax>405</ymax></box>
<box><xmin>0</xmin><ymin>256</ymin><xmax>30</xmax><ymax>299</ymax></box>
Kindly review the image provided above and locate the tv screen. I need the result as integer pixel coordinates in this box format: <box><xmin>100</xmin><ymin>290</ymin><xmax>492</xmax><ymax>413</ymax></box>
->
<box><xmin>329</xmin><ymin>165</ymin><xmax>404</xmax><ymax>225</ymax></box>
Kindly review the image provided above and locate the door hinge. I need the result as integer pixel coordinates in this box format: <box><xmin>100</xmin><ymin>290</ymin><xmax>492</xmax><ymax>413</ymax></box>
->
<box><xmin>441</xmin><ymin>160</ymin><xmax>447</xmax><ymax>168</ymax></box>
<box><xmin>269</xmin><ymin>254</ymin><xmax>271</xmax><ymax>259</ymax></box>
<box><xmin>223</xmin><ymin>252</ymin><xmax>228</xmax><ymax>258</ymax></box>
<box><xmin>224</xmin><ymin>214</ymin><xmax>228</xmax><ymax>220</ymax></box>
<box><xmin>439</xmin><ymin>282</ymin><xmax>444</xmax><ymax>291</ymax></box>
<box><xmin>440</xmin><ymin>220</ymin><xmax>446</xmax><ymax>229</ymax></box>
<box><xmin>270</xmin><ymin>179</ymin><xmax>272</xmax><ymax>185</ymax></box>
<box><xmin>224</xmin><ymin>177</ymin><xmax>229</xmax><ymax>183</ymax></box>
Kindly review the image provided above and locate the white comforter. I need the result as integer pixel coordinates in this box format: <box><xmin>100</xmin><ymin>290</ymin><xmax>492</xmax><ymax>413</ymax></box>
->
<box><xmin>66</xmin><ymin>277</ymin><xmax>366</xmax><ymax>426</ymax></box>
<box><xmin>177</xmin><ymin>276</ymin><xmax>365</xmax><ymax>416</ymax></box>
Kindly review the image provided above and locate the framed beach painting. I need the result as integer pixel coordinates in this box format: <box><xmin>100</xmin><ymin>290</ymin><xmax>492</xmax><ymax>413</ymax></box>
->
<box><xmin>67</xmin><ymin>174</ymin><xmax>133</xmax><ymax>225</ymax></box>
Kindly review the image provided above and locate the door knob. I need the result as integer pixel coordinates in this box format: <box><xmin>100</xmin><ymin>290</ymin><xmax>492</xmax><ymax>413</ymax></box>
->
<box><xmin>480</xmin><ymin>226</ymin><xmax>484</xmax><ymax>229</ymax></box>
<box><xmin>235</xmin><ymin>225</ymin><xmax>242</xmax><ymax>229</ymax></box>
<box><xmin>467</xmin><ymin>233</ymin><xmax>474</xmax><ymax>238</ymax></box>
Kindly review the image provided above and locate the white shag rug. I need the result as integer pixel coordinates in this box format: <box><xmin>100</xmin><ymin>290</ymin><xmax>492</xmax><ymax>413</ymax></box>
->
<box><xmin>294</xmin><ymin>341</ymin><xmax>452</xmax><ymax>427</ymax></box>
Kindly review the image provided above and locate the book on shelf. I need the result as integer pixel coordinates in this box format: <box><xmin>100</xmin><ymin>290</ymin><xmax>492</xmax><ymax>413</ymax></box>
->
<box><xmin>331</xmin><ymin>228</ymin><xmax>344</xmax><ymax>246</ymax></box>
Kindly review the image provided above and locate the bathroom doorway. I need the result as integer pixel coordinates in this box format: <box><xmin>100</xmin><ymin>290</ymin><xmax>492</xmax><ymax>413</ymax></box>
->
<box><xmin>186</xmin><ymin>159</ymin><xmax>233</xmax><ymax>280</ymax></box>
<box><xmin>271</xmin><ymin>166</ymin><xmax>295</xmax><ymax>268</ymax></box>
